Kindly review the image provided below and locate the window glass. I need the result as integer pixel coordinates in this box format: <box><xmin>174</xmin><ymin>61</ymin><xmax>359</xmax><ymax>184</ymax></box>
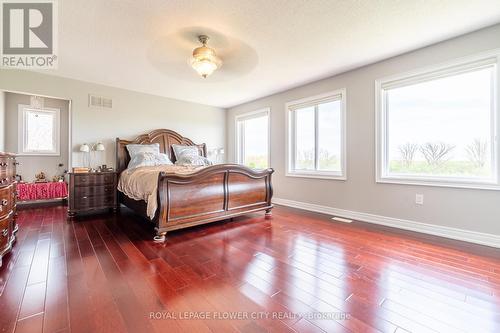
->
<box><xmin>236</xmin><ymin>111</ymin><xmax>269</xmax><ymax>169</ymax></box>
<box><xmin>294</xmin><ymin>106</ymin><xmax>315</xmax><ymax>170</ymax></box>
<box><xmin>385</xmin><ymin>67</ymin><xmax>494</xmax><ymax>180</ymax></box>
<box><xmin>318</xmin><ymin>100</ymin><xmax>342</xmax><ymax>172</ymax></box>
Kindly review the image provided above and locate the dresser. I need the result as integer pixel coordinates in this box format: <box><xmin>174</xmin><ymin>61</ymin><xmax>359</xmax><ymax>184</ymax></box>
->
<box><xmin>68</xmin><ymin>172</ymin><xmax>118</xmax><ymax>217</ymax></box>
<box><xmin>0</xmin><ymin>153</ymin><xmax>18</xmax><ymax>267</ymax></box>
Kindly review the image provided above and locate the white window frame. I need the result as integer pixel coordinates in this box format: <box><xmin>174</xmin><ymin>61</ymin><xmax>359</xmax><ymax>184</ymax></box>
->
<box><xmin>375</xmin><ymin>49</ymin><xmax>500</xmax><ymax>190</ymax></box>
<box><xmin>235</xmin><ymin>108</ymin><xmax>271</xmax><ymax>168</ymax></box>
<box><xmin>286</xmin><ymin>89</ymin><xmax>347</xmax><ymax>180</ymax></box>
<box><xmin>18</xmin><ymin>105</ymin><xmax>61</xmax><ymax>156</ymax></box>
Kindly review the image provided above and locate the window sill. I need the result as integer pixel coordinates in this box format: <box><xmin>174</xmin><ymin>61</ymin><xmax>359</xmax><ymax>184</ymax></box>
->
<box><xmin>17</xmin><ymin>152</ymin><xmax>61</xmax><ymax>157</ymax></box>
<box><xmin>377</xmin><ymin>176</ymin><xmax>500</xmax><ymax>191</ymax></box>
<box><xmin>286</xmin><ymin>171</ymin><xmax>346</xmax><ymax>181</ymax></box>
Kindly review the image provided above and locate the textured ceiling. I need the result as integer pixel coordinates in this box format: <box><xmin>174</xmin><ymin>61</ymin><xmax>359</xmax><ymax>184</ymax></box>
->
<box><xmin>49</xmin><ymin>0</ymin><xmax>500</xmax><ymax>108</ymax></box>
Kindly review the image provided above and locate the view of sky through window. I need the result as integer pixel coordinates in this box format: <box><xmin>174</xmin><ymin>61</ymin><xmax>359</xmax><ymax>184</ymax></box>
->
<box><xmin>25</xmin><ymin>109</ymin><xmax>56</xmax><ymax>152</ymax></box>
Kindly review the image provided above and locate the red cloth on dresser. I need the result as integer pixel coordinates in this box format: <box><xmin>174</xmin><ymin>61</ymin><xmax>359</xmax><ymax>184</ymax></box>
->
<box><xmin>17</xmin><ymin>182</ymin><xmax>68</xmax><ymax>201</ymax></box>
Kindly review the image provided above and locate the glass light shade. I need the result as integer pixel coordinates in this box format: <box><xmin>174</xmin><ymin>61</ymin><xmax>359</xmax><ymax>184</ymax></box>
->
<box><xmin>94</xmin><ymin>142</ymin><xmax>105</xmax><ymax>151</ymax></box>
<box><xmin>190</xmin><ymin>44</ymin><xmax>222</xmax><ymax>78</ymax></box>
<box><xmin>79</xmin><ymin>143</ymin><xmax>90</xmax><ymax>153</ymax></box>
<box><xmin>191</xmin><ymin>59</ymin><xmax>218</xmax><ymax>78</ymax></box>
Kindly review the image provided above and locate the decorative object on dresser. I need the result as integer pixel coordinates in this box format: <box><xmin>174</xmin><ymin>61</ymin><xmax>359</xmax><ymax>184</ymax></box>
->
<box><xmin>0</xmin><ymin>153</ymin><xmax>18</xmax><ymax>267</ymax></box>
<box><xmin>35</xmin><ymin>171</ymin><xmax>47</xmax><ymax>183</ymax></box>
<box><xmin>99</xmin><ymin>164</ymin><xmax>113</xmax><ymax>172</ymax></box>
<box><xmin>72</xmin><ymin>167</ymin><xmax>90</xmax><ymax>173</ymax></box>
<box><xmin>116</xmin><ymin>129</ymin><xmax>274</xmax><ymax>242</ymax></box>
<box><xmin>68</xmin><ymin>171</ymin><xmax>118</xmax><ymax>217</ymax></box>
<box><xmin>52</xmin><ymin>163</ymin><xmax>67</xmax><ymax>182</ymax></box>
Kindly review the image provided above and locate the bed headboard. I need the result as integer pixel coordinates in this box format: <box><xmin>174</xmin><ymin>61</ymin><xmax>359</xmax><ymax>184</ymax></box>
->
<box><xmin>115</xmin><ymin>129</ymin><xmax>207</xmax><ymax>174</ymax></box>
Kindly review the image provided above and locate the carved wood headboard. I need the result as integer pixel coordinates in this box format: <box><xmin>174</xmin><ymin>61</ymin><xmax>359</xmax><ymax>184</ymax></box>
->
<box><xmin>115</xmin><ymin>129</ymin><xmax>207</xmax><ymax>174</ymax></box>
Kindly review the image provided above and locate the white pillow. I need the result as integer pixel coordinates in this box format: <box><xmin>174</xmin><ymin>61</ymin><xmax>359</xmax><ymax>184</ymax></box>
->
<box><xmin>126</xmin><ymin>143</ymin><xmax>160</xmax><ymax>158</ymax></box>
<box><xmin>156</xmin><ymin>153</ymin><xmax>173</xmax><ymax>165</ymax></box>
<box><xmin>172</xmin><ymin>144</ymin><xmax>200</xmax><ymax>160</ymax></box>
<box><xmin>176</xmin><ymin>154</ymin><xmax>213</xmax><ymax>166</ymax></box>
<box><xmin>127</xmin><ymin>152</ymin><xmax>172</xmax><ymax>170</ymax></box>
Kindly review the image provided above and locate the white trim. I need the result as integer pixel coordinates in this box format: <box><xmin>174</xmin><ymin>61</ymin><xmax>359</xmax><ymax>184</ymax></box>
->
<box><xmin>285</xmin><ymin>170</ymin><xmax>346</xmax><ymax>181</ymax></box>
<box><xmin>68</xmin><ymin>99</ymin><xmax>72</xmax><ymax>169</ymax></box>
<box><xmin>375</xmin><ymin>49</ymin><xmax>500</xmax><ymax>190</ymax></box>
<box><xmin>273</xmin><ymin>197</ymin><xmax>500</xmax><ymax>248</ymax></box>
<box><xmin>18</xmin><ymin>104</ymin><xmax>61</xmax><ymax>156</ymax></box>
<box><xmin>0</xmin><ymin>88</ymin><xmax>72</xmax><ymax>169</ymax></box>
<box><xmin>234</xmin><ymin>108</ymin><xmax>271</xmax><ymax>168</ymax></box>
<box><xmin>285</xmin><ymin>88</ymin><xmax>347</xmax><ymax>180</ymax></box>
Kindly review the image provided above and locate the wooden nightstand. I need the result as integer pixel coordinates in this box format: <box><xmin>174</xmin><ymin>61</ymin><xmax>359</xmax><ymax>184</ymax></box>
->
<box><xmin>68</xmin><ymin>171</ymin><xmax>118</xmax><ymax>217</ymax></box>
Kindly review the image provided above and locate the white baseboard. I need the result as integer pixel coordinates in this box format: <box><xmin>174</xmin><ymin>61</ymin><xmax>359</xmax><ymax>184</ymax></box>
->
<box><xmin>273</xmin><ymin>197</ymin><xmax>500</xmax><ymax>249</ymax></box>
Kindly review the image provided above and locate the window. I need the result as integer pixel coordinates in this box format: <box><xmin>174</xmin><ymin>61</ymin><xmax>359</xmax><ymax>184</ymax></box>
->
<box><xmin>286</xmin><ymin>89</ymin><xmax>346</xmax><ymax>179</ymax></box>
<box><xmin>376</xmin><ymin>52</ymin><xmax>500</xmax><ymax>189</ymax></box>
<box><xmin>235</xmin><ymin>108</ymin><xmax>270</xmax><ymax>169</ymax></box>
<box><xmin>18</xmin><ymin>105</ymin><xmax>60</xmax><ymax>155</ymax></box>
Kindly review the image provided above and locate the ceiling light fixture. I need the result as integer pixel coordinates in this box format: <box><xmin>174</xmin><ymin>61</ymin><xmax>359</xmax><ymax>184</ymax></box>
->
<box><xmin>189</xmin><ymin>35</ymin><xmax>222</xmax><ymax>78</ymax></box>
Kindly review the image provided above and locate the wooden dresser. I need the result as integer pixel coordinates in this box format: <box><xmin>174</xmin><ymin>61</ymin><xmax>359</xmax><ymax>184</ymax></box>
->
<box><xmin>0</xmin><ymin>152</ymin><xmax>18</xmax><ymax>267</ymax></box>
<box><xmin>68</xmin><ymin>171</ymin><xmax>118</xmax><ymax>217</ymax></box>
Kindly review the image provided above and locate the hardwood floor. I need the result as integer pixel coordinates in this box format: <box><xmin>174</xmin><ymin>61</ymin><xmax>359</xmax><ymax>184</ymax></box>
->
<box><xmin>1</xmin><ymin>204</ymin><xmax>499</xmax><ymax>333</ymax></box>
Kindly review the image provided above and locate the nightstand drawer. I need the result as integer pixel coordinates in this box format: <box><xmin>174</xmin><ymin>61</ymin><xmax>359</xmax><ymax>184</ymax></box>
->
<box><xmin>74</xmin><ymin>194</ymin><xmax>115</xmax><ymax>210</ymax></box>
<box><xmin>0</xmin><ymin>157</ymin><xmax>10</xmax><ymax>172</ymax></box>
<box><xmin>0</xmin><ymin>157</ymin><xmax>16</xmax><ymax>180</ymax></box>
<box><xmin>0</xmin><ymin>213</ymin><xmax>12</xmax><ymax>249</ymax></box>
<box><xmin>0</xmin><ymin>174</ymin><xmax>12</xmax><ymax>186</ymax></box>
<box><xmin>73</xmin><ymin>174</ymin><xmax>115</xmax><ymax>186</ymax></box>
<box><xmin>0</xmin><ymin>185</ymin><xmax>12</xmax><ymax>219</ymax></box>
<box><xmin>75</xmin><ymin>185</ymin><xmax>115</xmax><ymax>198</ymax></box>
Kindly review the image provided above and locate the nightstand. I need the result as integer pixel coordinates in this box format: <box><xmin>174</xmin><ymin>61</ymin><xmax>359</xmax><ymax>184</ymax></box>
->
<box><xmin>68</xmin><ymin>171</ymin><xmax>118</xmax><ymax>217</ymax></box>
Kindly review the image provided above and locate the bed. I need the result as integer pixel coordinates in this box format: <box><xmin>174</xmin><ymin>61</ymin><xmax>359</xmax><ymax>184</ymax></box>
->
<box><xmin>116</xmin><ymin>129</ymin><xmax>274</xmax><ymax>241</ymax></box>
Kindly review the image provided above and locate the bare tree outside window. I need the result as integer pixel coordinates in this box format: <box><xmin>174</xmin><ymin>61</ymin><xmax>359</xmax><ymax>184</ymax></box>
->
<box><xmin>466</xmin><ymin>139</ymin><xmax>488</xmax><ymax>168</ymax></box>
<box><xmin>420</xmin><ymin>142</ymin><xmax>455</xmax><ymax>166</ymax></box>
<box><xmin>398</xmin><ymin>143</ymin><xmax>419</xmax><ymax>167</ymax></box>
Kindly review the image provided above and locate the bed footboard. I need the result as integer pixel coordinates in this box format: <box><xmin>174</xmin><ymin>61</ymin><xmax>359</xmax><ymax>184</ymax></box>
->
<box><xmin>155</xmin><ymin>164</ymin><xmax>274</xmax><ymax>235</ymax></box>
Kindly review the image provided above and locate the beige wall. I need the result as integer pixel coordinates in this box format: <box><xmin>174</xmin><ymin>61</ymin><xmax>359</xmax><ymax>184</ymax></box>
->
<box><xmin>4</xmin><ymin>92</ymin><xmax>70</xmax><ymax>182</ymax></box>
<box><xmin>0</xmin><ymin>70</ymin><xmax>226</xmax><ymax>171</ymax></box>
<box><xmin>227</xmin><ymin>24</ymin><xmax>500</xmax><ymax>236</ymax></box>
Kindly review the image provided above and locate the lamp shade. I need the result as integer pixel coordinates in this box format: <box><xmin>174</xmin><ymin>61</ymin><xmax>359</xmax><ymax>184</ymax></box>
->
<box><xmin>94</xmin><ymin>143</ymin><xmax>105</xmax><ymax>151</ymax></box>
<box><xmin>79</xmin><ymin>143</ymin><xmax>90</xmax><ymax>153</ymax></box>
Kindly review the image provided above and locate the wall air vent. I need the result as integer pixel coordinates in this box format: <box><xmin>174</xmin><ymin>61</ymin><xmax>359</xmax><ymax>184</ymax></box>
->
<box><xmin>89</xmin><ymin>94</ymin><xmax>113</xmax><ymax>108</ymax></box>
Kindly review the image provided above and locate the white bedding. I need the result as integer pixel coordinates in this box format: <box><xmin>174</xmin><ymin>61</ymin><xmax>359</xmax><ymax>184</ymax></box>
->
<box><xmin>117</xmin><ymin>164</ymin><xmax>204</xmax><ymax>219</ymax></box>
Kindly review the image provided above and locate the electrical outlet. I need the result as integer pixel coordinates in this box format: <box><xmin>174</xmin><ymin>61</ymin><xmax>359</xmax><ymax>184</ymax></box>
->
<box><xmin>415</xmin><ymin>194</ymin><xmax>424</xmax><ymax>205</ymax></box>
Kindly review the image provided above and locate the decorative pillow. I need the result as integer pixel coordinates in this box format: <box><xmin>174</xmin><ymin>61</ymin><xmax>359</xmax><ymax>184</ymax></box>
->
<box><xmin>126</xmin><ymin>143</ymin><xmax>160</xmax><ymax>158</ymax></box>
<box><xmin>155</xmin><ymin>153</ymin><xmax>173</xmax><ymax>165</ymax></box>
<box><xmin>127</xmin><ymin>152</ymin><xmax>172</xmax><ymax>170</ymax></box>
<box><xmin>176</xmin><ymin>154</ymin><xmax>213</xmax><ymax>166</ymax></box>
<box><xmin>172</xmin><ymin>144</ymin><xmax>200</xmax><ymax>161</ymax></box>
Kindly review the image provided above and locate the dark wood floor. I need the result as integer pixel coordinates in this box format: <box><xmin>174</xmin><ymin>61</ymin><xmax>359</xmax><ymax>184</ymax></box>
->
<box><xmin>1</xmin><ymin>204</ymin><xmax>499</xmax><ymax>333</ymax></box>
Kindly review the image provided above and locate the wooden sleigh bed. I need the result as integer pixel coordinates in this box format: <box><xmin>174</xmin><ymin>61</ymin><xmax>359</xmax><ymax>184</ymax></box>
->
<box><xmin>116</xmin><ymin>129</ymin><xmax>274</xmax><ymax>241</ymax></box>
